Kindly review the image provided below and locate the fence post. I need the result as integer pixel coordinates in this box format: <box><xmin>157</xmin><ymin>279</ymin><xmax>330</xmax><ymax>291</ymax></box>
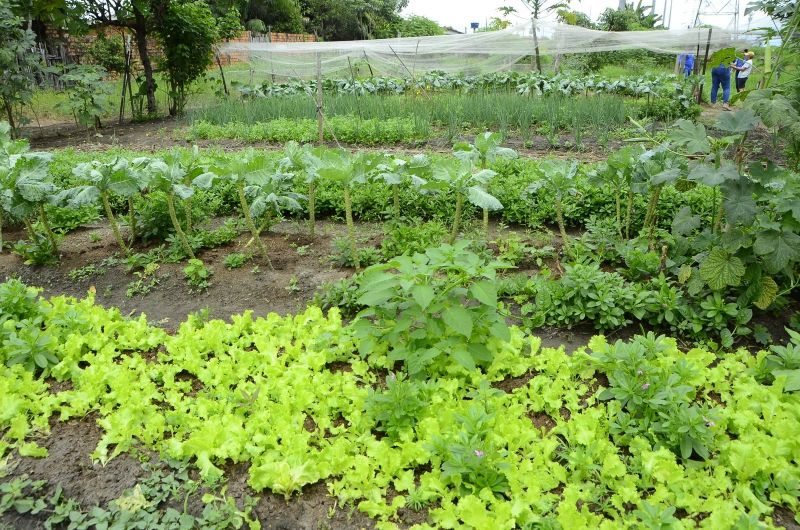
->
<box><xmin>316</xmin><ymin>53</ymin><xmax>324</xmax><ymax>145</ymax></box>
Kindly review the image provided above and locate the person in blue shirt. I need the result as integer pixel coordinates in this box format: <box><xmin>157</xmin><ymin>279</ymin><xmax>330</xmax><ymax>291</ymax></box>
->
<box><xmin>683</xmin><ymin>54</ymin><xmax>695</xmax><ymax>77</ymax></box>
<box><xmin>710</xmin><ymin>61</ymin><xmax>731</xmax><ymax>110</ymax></box>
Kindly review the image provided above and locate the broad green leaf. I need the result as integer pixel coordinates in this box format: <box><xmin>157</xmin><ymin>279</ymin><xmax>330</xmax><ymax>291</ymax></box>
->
<box><xmin>677</xmin><ymin>265</ymin><xmax>692</xmax><ymax>284</ymax></box>
<box><xmin>358</xmin><ymin>288</ymin><xmax>395</xmax><ymax>307</ymax></box>
<box><xmin>670</xmin><ymin>120</ymin><xmax>710</xmax><ymax>154</ymax></box>
<box><xmin>411</xmin><ymin>284</ymin><xmax>435</xmax><ymax>310</ymax></box>
<box><xmin>442</xmin><ymin>306</ymin><xmax>473</xmax><ymax>337</ymax></box>
<box><xmin>192</xmin><ymin>171</ymin><xmax>217</xmax><ymax>189</ymax></box>
<box><xmin>466</xmin><ymin>186</ymin><xmax>502</xmax><ymax>211</ymax></box>
<box><xmin>773</xmin><ymin>369</ymin><xmax>800</xmax><ymax>392</ymax></box>
<box><xmin>753</xmin><ymin>276</ymin><xmax>778</xmax><ymax>310</ymax></box>
<box><xmin>469</xmin><ymin>281</ymin><xmax>497</xmax><ymax>307</ymax></box>
<box><xmin>699</xmin><ymin>247</ymin><xmax>745</xmax><ymax>290</ymax></box>
<box><xmin>754</xmin><ymin>229</ymin><xmax>800</xmax><ymax>273</ymax></box>
<box><xmin>715</xmin><ymin>108</ymin><xmax>761</xmax><ymax>133</ymax></box>
<box><xmin>687</xmin><ymin>162</ymin><xmax>738</xmax><ymax>186</ymax></box>
<box><xmin>707</xmin><ymin>47</ymin><xmax>736</xmax><ymax>69</ymax></box>
<box><xmin>671</xmin><ymin>206</ymin><xmax>700</xmax><ymax>237</ymax></box>
<box><xmin>173</xmin><ymin>184</ymin><xmax>194</xmax><ymax>200</ymax></box>
<box><xmin>722</xmin><ymin>179</ymin><xmax>758</xmax><ymax>225</ymax></box>
<box><xmin>451</xmin><ymin>347</ymin><xmax>477</xmax><ymax>371</ymax></box>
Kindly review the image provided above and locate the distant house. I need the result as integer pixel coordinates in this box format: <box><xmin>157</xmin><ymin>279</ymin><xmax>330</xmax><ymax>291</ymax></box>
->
<box><xmin>443</xmin><ymin>26</ymin><xmax>464</xmax><ymax>35</ymax></box>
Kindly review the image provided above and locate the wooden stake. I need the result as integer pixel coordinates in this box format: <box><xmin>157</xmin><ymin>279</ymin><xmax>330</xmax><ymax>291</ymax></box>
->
<box><xmin>316</xmin><ymin>53</ymin><xmax>324</xmax><ymax>145</ymax></box>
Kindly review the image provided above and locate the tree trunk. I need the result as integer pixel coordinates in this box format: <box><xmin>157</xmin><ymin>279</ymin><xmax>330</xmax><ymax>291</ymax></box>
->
<box><xmin>532</xmin><ymin>22</ymin><xmax>542</xmax><ymax>74</ymax></box>
<box><xmin>4</xmin><ymin>101</ymin><xmax>16</xmax><ymax>138</ymax></box>
<box><xmin>132</xmin><ymin>8</ymin><xmax>157</xmax><ymax>115</ymax></box>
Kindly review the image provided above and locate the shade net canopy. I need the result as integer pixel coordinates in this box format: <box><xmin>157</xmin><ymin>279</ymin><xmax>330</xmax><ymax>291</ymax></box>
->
<box><xmin>220</xmin><ymin>19</ymin><xmax>750</xmax><ymax>79</ymax></box>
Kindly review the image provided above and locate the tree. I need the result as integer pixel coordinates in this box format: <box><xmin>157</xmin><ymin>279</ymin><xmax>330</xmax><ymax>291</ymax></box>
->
<box><xmin>69</xmin><ymin>0</ymin><xmax>159</xmax><ymax>115</ymax></box>
<box><xmin>0</xmin><ymin>1</ymin><xmax>42</xmax><ymax>136</ymax></box>
<box><xmin>501</xmin><ymin>1</ymin><xmax>571</xmax><ymax>72</ymax></box>
<box><xmin>394</xmin><ymin>15</ymin><xmax>445</xmax><ymax>37</ymax></box>
<box><xmin>300</xmin><ymin>0</ymin><xmax>409</xmax><ymax>41</ymax></box>
<box><xmin>150</xmin><ymin>0</ymin><xmax>219</xmax><ymax>116</ymax></box>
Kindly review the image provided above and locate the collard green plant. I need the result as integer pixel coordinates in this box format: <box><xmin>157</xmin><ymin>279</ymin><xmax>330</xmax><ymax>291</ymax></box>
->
<box><xmin>280</xmin><ymin>141</ymin><xmax>322</xmax><ymax>236</ymax></box>
<box><xmin>316</xmin><ymin>149</ymin><xmax>381</xmax><ymax>269</ymax></box>
<box><xmin>427</xmin><ymin>158</ymin><xmax>502</xmax><ymax>244</ymax></box>
<box><xmin>524</xmin><ymin>159</ymin><xmax>579</xmax><ymax>250</ymax></box>
<box><xmin>454</xmin><ymin>132</ymin><xmax>517</xmax><ymax>235</ymax></box>
<box><xmin>371</xmin><ymin>153</ymin><xmax>431</xmax><ymax>222</ymax></box>
<box><xmin>140</xmin><ymin>154</ymin><xmax>210</xmax><ymax>260</ymax></box>
<box><xmin>199</xmin><ymin>150</ymin><xmax>283</xmax><ymax>264</ymax></box>
<box><xmin>64</xmin><ymin>157</ymin><xmax>141</xmax><ymax>254</ymax></box>
<box><xmin>0</xmin><ymin>125</ymin><xmax>59</xmax><ymax>257</ymax></box>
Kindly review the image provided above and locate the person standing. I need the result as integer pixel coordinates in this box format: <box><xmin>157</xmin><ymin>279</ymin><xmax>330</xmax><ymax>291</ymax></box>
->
<box><xmin>732</xmin><ymin>51</ymin><xmax>754</xmax><ymax>92</ymax></box>
<box><xmin>683</xmin><ymin>54</ymin><xmax>695</xmax><ymax>77</ymax></box>
<box><xmin>710</xmin><ymin>61</ymin><xmax>731</xmax><ymax>110</ymax></box>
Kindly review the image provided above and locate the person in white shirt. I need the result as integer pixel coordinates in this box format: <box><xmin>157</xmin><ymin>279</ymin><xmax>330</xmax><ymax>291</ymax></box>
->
<box><xmin>731</xmin><ymin>51</ymin><xmax>754</xmax><ymax>92</ymax></box>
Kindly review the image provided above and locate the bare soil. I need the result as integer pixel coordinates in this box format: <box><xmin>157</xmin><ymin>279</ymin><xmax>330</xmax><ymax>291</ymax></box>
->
<box><xmin>23</xmin><ymin>117</ymin><xmax>618</xmax><ymax>162</ymax></box>
<box><xmin>0</xmin><ymin>219</ymin><xmax>377</xmax><ymax>325</ymax></box>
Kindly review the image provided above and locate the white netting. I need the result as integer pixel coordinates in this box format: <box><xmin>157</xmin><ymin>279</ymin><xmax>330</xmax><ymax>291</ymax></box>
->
<box><xmin>220</xmin><ymin>19</ymin><xmax>751</xmax><ymax>79</ymax></box>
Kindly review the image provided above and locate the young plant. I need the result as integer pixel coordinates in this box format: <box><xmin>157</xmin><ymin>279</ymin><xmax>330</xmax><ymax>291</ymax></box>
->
<box><xmin>371</xmin><ymin>153</ymin><xmax>431</xmax><ymax>222</ymax></box>
<box><xmin>352</xmin><ymin>241</ymin><xmax>511</xmax><ymax>376</ymax></box>
<box><xmin>427</xmin><ymin>157</ymin><xmax>502</xmax><ymax>244</ymax></box>
<box><xmin>224</xmin><ymin>252</ymin><xmax>251</xmax><ymax>269</ymax></box>
<box><xmin>57</xmin><ymin>65</ymin><xmax>112</xmax><ymax>131</ymax></box>
<box><xmin>454</xmin><ymin>132</ymin><xmax>517</xmax><ymax>235</ymax></box>
<box><xmin>140</xmin><ymin>155</ymin><xmax>210</xmax><ymax>260</ymax></box>
<box><xmin>316</xmin><ymin>149</ymin><xmax>380</xmax><ymax>270</ymax></box>
<box><xmin>198</xmin><ymin>150</ymin><xmax>292</xmax><ymax>266</ymax></box>
<box><xmin>183</xmin><ymin>258</ymin><xmax>213</xmax><ymax>292</ymax></box>
<box><xmin>0</xmin><ymin>126</ymin><xmax>59</xmax><ymax>256</ymax></box>
<box><xmin>280</xmin><ymin>141</ymin><xmax>322</xmax><ymax>237</ymax></box>
<box><xmin>65</xmin><ymin>157</ymin><xmax>141</xmax><ymax>254</ymax></box>
<box><xmin>524</xmin><ymin>160</ymin><xmax>579</xmax><ymax>251</ymax></box>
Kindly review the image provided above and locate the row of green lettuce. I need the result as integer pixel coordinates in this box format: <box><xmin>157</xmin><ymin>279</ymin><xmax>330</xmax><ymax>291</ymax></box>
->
<box><xmin>1</xmin><ymin>276</ymin><xmax>798</xmax><ymax>529</ymax></box>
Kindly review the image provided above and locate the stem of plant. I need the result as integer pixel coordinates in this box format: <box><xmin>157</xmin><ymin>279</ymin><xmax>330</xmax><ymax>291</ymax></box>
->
<box><xmin>615</xmin><ymin>187</ymin><xmax>622</xmax><ymax>238</ymax></box>
<box><xmin>555</xmin><ymin>195</ymin><xmax>569</xmax><ymax>253</ymax></box>
<box><xmin>625</xmin><ymin>188</ymin><xmax>634</xmax><ymax>239</ymax></box>
<box><xmin>237</xmin><ymin>183</ymin><xmax>270</xmax><ymax>266</ymax></box>
<box><xmin>101</xmin><ymin>192</ymin><xmax>129</xmax><ymax>254</ymax></box>
<box><xmin>0</xmin><ymin>208</ymin><xmax>4</xmax><ymax>253</ymax></box>
<box><xmin>393</xmin><ymin>186</ymin><xmax>400</xmax><ymax>222</ymax></box>
<box><xmin>450</xmin><ymin>193</ymin><xmax>464</xmax><ymax>244</ymax></box>
<box><xmin>344</xmin><ymin>187</ymin><xmax>359</xmax><ymax>270</ymax></box>
<box><xmin>128</xmin><ymin>197</ymin><xmax>137</xmax><ymax>244</ymax></box>
<box><xmin>38</xmin><ymin>204</ymin><xmax>59</xmax><ymax>256</ymax></box>
<box><xmin>308</xmin><ymin>182</ymin><xmax>316</xmax><ymax>238</ymax></box>
<box><xmin>23</xmin><ymin>217</ymin><xmax>36</xmax><ymax>240</ymax></box>
<box><xmin>166</xmin><ymin>193</ymin><xmax>195</xmax><ymax>260</ymax></box>
<box><xmin>184</xmin><ymin>197</ymin><xmax>193</xmax><ymax>233</ymax></box>
<box><xmin>483</xmin><ymin>208</ymin><xmax>489</xmax><ymax>237</ymax></box>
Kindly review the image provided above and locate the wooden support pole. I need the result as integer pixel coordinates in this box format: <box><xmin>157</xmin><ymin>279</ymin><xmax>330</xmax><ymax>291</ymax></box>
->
<box><xmin>316</xmin><ymin>53</ymin><xmax>324</xmax><ymax>145</ymax></box>
<box><xmin>696</xmin><ymin>27</ymin><xmax>712</xmax><ymax>104</ymax></box>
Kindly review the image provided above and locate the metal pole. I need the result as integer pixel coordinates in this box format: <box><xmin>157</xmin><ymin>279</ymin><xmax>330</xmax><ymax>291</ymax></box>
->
<box><xmin>316</xmin><ymin>53</ymin><xmax>323</xmax><ymax>145</ymax></box>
